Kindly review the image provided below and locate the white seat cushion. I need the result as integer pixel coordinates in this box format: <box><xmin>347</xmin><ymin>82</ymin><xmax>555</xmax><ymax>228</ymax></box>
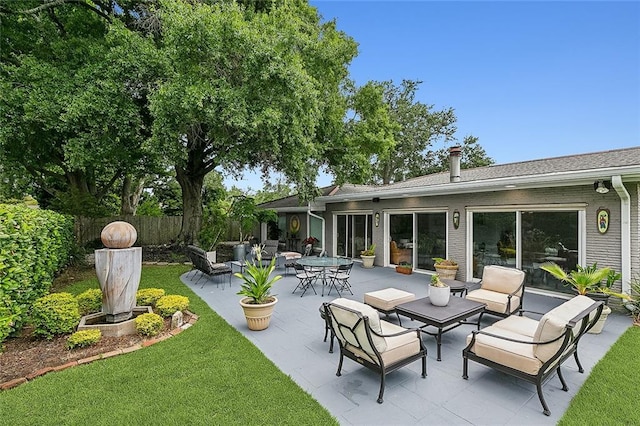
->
<box><xmin>492</xmin><ymin>315</ymin><xmax>539</xmax><ymax>337</ymax></box>
<box><xmin>364</xmin><ymin>288</ymin><xmax>416</xmax><ymax>311</ymax></box>
<box><xmin>345</xmin><ymin>319</ymin><xmax>421</xmax><ymax>366</ymax></box>
<box><xmin>467</xmin><ymin>288</ymin><xmax>521</xmax><ymax>315</ymax></box>
<box><xmin>467</xmin><ymin>325</ymin><xmax>541</xmax><ymax>375</ymax></box>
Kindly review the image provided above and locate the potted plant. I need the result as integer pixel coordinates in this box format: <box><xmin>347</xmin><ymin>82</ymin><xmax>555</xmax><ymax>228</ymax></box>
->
<box><xmin>235</xmin><ymin>245</ymin><xmax>282</xmax><ymax>331</ymax></box>
<box><xmin>396</xmin><ymin>262</ymin><xmax>413</xmax><ymax>275</ymax></box>
<box><xmin>360</xmin><ymin>244</ymin><xmax>376</xmax><ymax>268</ymax></box>
<box><xmin>430</xmin><ymin>274</ymin><xmax>450</xmax><ymax>306</ymax></box>
<box><xmin>433</xmin><ymin>257</ymin><xmax>458</xmax><ymax>280</ymax></box>
<box><xmin>540</xmin><ymin>262</ymin><xmax>614</xmax><ymax>334</ymax></box>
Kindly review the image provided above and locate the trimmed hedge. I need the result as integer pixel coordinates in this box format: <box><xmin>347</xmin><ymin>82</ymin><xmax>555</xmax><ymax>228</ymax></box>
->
<box><xmin>31</xmin><ymin>292</ymin><xmax>81</xmax><ymax>339</ymax></box>
<box><xmin>0</xmin><ymin>204</ymin><xmax>74</xmax><ymax>342</ymax></box>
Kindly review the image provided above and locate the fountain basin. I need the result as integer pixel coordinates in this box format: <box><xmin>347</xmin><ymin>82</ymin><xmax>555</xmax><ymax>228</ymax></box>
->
<box><xmin>77</xmin><ymin>306</ymin><xmax>153</xmax><ymax>337</ymax></box>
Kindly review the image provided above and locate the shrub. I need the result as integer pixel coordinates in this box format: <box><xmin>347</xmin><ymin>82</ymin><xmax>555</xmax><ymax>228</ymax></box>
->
<box><xmin>0</xmin><ymin>204</ymin><xmax>74</xmax><ymax>341</ymax></box>
<box><xmin>136</xmin><ymin>288</ymin><xmax>166</xmax><ymax>307</ymax></box>
<box><xmin>31</xmin><ymin>293</ymin><xmax>80</xmax><ymax>339</ymax></box>
<box><xmin>155</xmin><ymin>295</ymin><xmax>190</xmax><ymax>317</ymax></box>
<box><xmin>76</xmin><ymin>289</ymin><xmax>103</xmax><ymax>316</ymax></box>
<box><xmin>135</xmin><ymin>313</ymin><xmax>164</xmax><ymax>337</ymax></box>
<box><xmin>66</xmin><ymin>329</ymin><xmax>101</xmax><ymax>349</ymax></box>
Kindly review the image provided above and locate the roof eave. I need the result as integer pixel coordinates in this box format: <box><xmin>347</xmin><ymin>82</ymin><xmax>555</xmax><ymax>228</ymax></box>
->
<box><xmin>317</xmin><ymin>165</ymin><xmax>640</xmax><ymax>203</ymax></box>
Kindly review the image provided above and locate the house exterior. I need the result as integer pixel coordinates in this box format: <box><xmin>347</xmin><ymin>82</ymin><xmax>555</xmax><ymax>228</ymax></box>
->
<box><xmin>259</xmin><ymin>147</ymin><xmax>640</xmax><ymax>296</ymax></box>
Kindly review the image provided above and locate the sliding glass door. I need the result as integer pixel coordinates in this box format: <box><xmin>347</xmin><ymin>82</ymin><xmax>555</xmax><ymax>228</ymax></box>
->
<box><xmin>389</xmin><ymin>211</ymin><xmax>447</xmax><ymax>270</ymax></box>
<box><xmin>335</xmin><ymin>214</ymin><xmax>373</xmax><ymax>258</ymax></box>
<box><xmin>471</xmin><ymin>209</ymin><xmax>581</xmax><ymax>294</ymax></box>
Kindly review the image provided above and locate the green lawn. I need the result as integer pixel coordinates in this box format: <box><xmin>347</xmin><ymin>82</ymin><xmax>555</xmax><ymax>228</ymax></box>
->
<box><xmin>0</xmin><ymin>265</ymin><xmax>338</xmax><ymax>425</ymax></box>
<box><xmin>559</xmin><ymin>325</ymin><xmax>640</xmax><ymax>425</ymax></box>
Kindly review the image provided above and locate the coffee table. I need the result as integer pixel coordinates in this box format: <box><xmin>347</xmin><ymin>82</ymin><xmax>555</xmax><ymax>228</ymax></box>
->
<box><xmin>440</xmin><ymin>279</ymin><xmax>471</xmax><ymax>297</ymax></box>
<box><xmin>395</xmin><ymin>296</ymin><xmax>485</xmax><ymax>361</ymax></box>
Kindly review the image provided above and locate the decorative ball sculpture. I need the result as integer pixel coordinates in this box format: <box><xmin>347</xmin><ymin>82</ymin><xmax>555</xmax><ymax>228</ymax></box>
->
<box><xmin>101</xmin><ymin>221</ymin><xmax>137</xmax><ymax>248</ymax></box>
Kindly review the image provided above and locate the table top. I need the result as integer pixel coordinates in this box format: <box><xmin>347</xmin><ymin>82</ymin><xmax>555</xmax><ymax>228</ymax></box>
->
<box><xmin>296</xmin><ymin>257</ymin><xmax>353</xmax><ymax>268</ymax></box>
<box><xmin>440</xmin><ymin>279</ymin><xmax>470</xmax><ymax>291</ymax></box>
<box><xmin>395</xmin><ymin>296</ymin><xmax>485</xmax><ymax>327</ymax></box>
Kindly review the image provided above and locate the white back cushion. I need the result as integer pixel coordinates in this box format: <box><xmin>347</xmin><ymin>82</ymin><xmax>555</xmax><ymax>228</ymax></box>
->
<box><xmin>482</xmin><ymin>265</ymin><xmax>525</xmax><ymax>294</ymax></box>
<box><xmin>329</xmin><ymin>298</ymin><xmax>386</xmax><ymax>352</ymax></box>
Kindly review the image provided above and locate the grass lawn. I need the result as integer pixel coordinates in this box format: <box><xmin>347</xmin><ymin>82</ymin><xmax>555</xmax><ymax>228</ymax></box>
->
<box><xmin>559</xmin><ymin>325</ymin><xmax>640</xmax><ymax>425</ymax></box>
<box><xmin>0</xmin><ymin>265</ymin><xmax>338</xmax><ymax>425</ymax></box>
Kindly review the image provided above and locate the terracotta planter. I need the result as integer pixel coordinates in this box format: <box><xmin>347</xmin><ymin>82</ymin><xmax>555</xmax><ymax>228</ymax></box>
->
<box><xmin>396</xmin><ymin>266</ymin><xmax>413</xmax><ymax>275</ymax></box>
<box><xmin>361</xmin><ymin>255</ymin><xmax>375</xmax><ymax>268</ymax></box>
<box><xmin>430</xmin><ymin>285</ymin><xmax>451</xmax><ymax>307</ymax></box>
<box><xmin>435</xmin><ymin>264</ymin><xmax>458</xmax><ymax>280</ymax></box>
<box><xmin>239</xmin><ymin>297</ymin><xmax>278</xmax><ymax>331</ymax></box>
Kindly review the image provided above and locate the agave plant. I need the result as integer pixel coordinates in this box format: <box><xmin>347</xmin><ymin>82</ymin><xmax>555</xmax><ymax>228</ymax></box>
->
<box><xmin>235</xmin><ymin>245</ymin><xmax>282</xmax><ymax>304</ymax></box>
<box><xmin>540</xmin><ymin>262</ymin><xmax>611</xmax><ymax>295</ymax></box>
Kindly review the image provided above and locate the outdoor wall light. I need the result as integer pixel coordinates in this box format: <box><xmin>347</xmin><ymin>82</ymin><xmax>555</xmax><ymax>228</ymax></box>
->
<box><xmin>594</xmin><ymin>180</ymin><xmax>611</xmax><ymax>194</ymax></box>
<box><xmin>453</xmin><ymin>210</ymin><xmax>460</xmax><ymax>229</ymax></box>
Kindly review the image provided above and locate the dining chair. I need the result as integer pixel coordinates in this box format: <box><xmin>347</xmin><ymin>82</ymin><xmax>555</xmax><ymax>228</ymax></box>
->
<box><xmin>326</xmin><ymin>262</ymin><xmax>353</xmax><ymax>297</ymax></box>
<box><xmin>292</xmin><ymin>263</ymin><xmax>318</xmax><ymax>297</ymax></box>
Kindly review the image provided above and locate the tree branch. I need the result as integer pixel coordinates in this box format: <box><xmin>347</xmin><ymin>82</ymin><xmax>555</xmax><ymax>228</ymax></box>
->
<box><xmin>12</xmin><ymin>0</ymin><xmax>111</xmax><ymax>22</ymax></box>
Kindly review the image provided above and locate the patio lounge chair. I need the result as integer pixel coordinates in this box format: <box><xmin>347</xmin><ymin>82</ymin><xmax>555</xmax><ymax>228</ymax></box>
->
<box><xmin>466</xmin><ymin>264</ymin><xmax>526</xmax><ymax>322</ymax></box>
<box><xmin>462</xmin><ymin>295</ymin><xmax>604</xmax><ymax>416</ymax></box>
<box><xmin>186</xmin><ymin>245</ymin><xmax>232</xmax><ymax>288</ymax></box>
<box><xmin>323</xmin><ymin>298</ymin><xmax>427</xmax><ymax>403</ymax></box>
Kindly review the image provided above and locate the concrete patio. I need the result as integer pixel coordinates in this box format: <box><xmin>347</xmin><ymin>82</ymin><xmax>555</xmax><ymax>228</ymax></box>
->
<box><xmin>181</xmin><ymin>262</ymin><xmax>630</xmax><ymax>425</ymax></box>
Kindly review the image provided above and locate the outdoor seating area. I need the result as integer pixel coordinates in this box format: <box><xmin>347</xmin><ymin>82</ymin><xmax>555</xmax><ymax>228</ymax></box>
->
<box><xmin>181</xmin><ymin>262</ymin><xmax>629</xmax><ymax>425</ymax></box>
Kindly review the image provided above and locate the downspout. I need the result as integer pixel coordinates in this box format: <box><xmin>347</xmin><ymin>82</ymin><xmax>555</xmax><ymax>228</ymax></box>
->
<box><xmin>611</xmin><ymin>176</ymin><xmax>631</xmax><ymax>295</ymax></box>
<box><xmin>308</xmin><ymin>204</ymin><xmax>326</xmax><ymax>255</ymax></box>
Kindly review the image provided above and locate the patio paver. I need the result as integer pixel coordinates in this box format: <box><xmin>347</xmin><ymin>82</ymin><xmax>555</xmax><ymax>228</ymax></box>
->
<box><xmin>182</xmin><ymin>263</ymin><xmax>629</xmax><ymax>425</ymax></box>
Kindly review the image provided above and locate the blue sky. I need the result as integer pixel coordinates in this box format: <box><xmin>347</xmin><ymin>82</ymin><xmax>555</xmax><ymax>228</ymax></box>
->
<box><xmin>224</xmin><ymin>0</ymin><xmax>640</xmax><ymax>191</ymax></box>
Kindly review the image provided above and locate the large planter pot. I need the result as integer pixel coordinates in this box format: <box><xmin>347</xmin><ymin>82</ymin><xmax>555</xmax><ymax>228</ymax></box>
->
<box><xmin>588</xmin><ymin>304</ymin><xmax>611</xmax><ymax>334</ymax></box>
<box><xmin>435</xmin><ymin>265</ymin><xmax>458</xmax><ymax>280</ymax></box>
<box><xmin>239</xmin><ymin>296</ymin><xmax>278</xmax><ymax>331</ymax></box>
<box><xmin>361</xmin><ymin>255</ymin><xmax>375</xmax><ymax>268</ymax></box>
<box><xmin>430</xmin><ymin>285</ymin><xmax>451</xmax><ymax>307</ymax></box>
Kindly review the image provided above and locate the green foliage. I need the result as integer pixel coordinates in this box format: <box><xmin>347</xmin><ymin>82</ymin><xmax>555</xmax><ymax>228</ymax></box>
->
<box><xmin>76</xmin><ymin>289</ymin><xmax>103</xmax><ymax>316</ymax></box>
<box><xmin>361</xmin><ymin>243</ymin><xmax>376</xmax><ymax>256</ymax></box>
<box><xmin>134</xmin><ymin>312</ymin><xmax>164</xmax><ymax>337</ymax></box>
<box><xmin>66</xmin><ymin>329</ymin><xmax>102</xmax><ymax>350</ymax></box>
<box><xmin>235</xmin><ymin>246</ymin><xmax>282</xmax><ymax>304</ymax></box>
<box><xmin>0</xmin><ymin>265</ymin><xmax>337</xmax><ymax>424</ymax></box>
<box><xmin>155</xmin><ymin>295</ymin><xmax>190</xmax><ymax>317</ymax></box>
<box><xmin>430</xmin><ymin>274</ymin><xmax>447</xmax><ymax>287</ymax></box>
<box><xmin>433</xmin><ymin>257</ymin><xmax>457</xmax><ymax>266</ymax></box>
<box><xmin>136</xmin><ymin>288</ymin><xmax>166</xmax><ymax>307</ymax></box>
<box><xmin>31</xmin><ymin>293</ymin><xmax>81</xmax><ymax>339</ymax></box>
<box><xmin>0</xmin><ymin>204</ymin><xmax>74</xmax><ymax>341</ymax></box>
<box><xmin>541</xmin><ymin>262</ymin><xmax>611</xmax><ymax>295</ymax></box>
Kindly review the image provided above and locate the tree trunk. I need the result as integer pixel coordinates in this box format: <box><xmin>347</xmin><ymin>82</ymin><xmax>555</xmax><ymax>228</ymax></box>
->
<box><xmin>176</xmin><ymin>166</ymin><xmax>204</xmax><ymax>245</ymax></box>
<box><xmin>121</xmin><ymin>175</ymin><xmax>145</xmax><ymax>216</ymax></box>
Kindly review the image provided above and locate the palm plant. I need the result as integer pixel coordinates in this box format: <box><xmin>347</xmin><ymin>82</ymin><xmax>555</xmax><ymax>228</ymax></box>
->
<box><xmin>235</xmin><ymin>245</ymin><xmax>282</xmax><ymax>304</ymax></box>
<box><xmin>540</xmin><ymin>262</ymin><xmax>611</xmax><ymax>295</ymax></box>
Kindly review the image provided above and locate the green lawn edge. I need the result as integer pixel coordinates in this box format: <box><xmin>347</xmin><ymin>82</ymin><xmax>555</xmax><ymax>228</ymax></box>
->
<box><xmin>559</xmin><ymin>326</ymin><xmax>640</xmax><ymax>425</ymax></box>
<box><xmin>0</xmin><ymin>265</ymin><xmax>338</xmax><ymax>425</ymax></box>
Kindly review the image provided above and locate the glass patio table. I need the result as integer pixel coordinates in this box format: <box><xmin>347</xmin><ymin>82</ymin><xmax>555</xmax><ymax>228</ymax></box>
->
<box><xmin>296</xmin><ymin>257</ymin><xmax>353</xmax><ymax>296</ymax></box>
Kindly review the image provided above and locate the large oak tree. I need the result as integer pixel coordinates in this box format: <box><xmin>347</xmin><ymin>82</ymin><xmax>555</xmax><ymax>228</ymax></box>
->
<box><xmin>148</xmin><ymin>0</ymin><xmax>361</xmax><ymax>243</ymax></box>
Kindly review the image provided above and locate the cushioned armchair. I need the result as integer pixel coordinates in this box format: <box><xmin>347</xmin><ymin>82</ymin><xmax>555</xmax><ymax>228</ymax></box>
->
<box><xmin>390</xmin><ymin>241</ymin><xmax>412</xmax><ymax>265</ymax></box>
<box><xmin>186</xmin><ymin>245</ymin><xmax>232</xmax><ymax>288</ymax></box>
<box><xmin>462</xmin><ymin>295</ymin><xmax>603</xmax><ymax>416</ymax></box>
<box><xmin>323</xmin><ymin>298</ymin><xmax>427</xmax><ymax>403</ymax></box>
<box><xmin>466</xmin><ymin>265</ymin><xmax>526</xmax><ymax>322</ymax></box>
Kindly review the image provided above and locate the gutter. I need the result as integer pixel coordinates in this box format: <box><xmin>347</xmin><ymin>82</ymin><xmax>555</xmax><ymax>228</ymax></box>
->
<box><xmin>611</xmin><ymin>176</ymin><xmax>632</xmax><ymax>295</ymax></box>
<box><xmin>308</xmin><ymin>204</ymin><xmax>326</xmax><ymax>255</ymax></box>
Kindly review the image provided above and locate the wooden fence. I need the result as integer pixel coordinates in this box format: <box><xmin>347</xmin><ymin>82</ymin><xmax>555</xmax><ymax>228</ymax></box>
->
<box><xmin>75</xmin><ymin>216</ymin><xmax>183</xmax><ymax>246</ymax></box>
<box><xmin>75</xmin><ymin>216</ymin><xmax>243</xmax><ymax>246</ymax></box>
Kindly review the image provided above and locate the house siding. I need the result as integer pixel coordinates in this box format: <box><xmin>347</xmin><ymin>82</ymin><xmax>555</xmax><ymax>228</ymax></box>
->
<box><xmin>324</xmin><ymin>184</ymin><xmax>631</xmax><ymax>287</ymax></box>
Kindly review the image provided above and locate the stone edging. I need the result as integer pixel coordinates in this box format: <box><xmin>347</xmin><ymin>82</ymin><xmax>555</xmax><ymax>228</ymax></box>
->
<box><xmin>0</xmin><ymin>311</ymin><xmax>199</xmax><ymax>391</ymax></box>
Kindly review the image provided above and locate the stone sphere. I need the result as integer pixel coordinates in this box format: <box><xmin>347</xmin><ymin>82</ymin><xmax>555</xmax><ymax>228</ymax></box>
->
<box><xmin>101</xmin><ymin>221</ymin><xmax>137</xmax><ymax>248</ymax></box>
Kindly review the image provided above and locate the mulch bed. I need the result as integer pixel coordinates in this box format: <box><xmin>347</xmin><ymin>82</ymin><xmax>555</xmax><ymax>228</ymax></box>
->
<box><xmin>0</xmin><ymin>313</ymin><xmax>196</xmax><ymax>389</ymax></box>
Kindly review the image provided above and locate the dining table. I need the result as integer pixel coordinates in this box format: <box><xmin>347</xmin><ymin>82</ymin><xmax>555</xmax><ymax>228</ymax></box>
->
<box><xmin>296</xmin><ymin>256</ymin><xmax>353</xmax><ymax>296</ymax></box>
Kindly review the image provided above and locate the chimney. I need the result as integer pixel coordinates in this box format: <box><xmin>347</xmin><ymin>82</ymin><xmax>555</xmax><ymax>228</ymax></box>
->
<box><xmin>449</xmin><ymin>146</ymin><xmax>461</xmax><ymax>182</ymax></box>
